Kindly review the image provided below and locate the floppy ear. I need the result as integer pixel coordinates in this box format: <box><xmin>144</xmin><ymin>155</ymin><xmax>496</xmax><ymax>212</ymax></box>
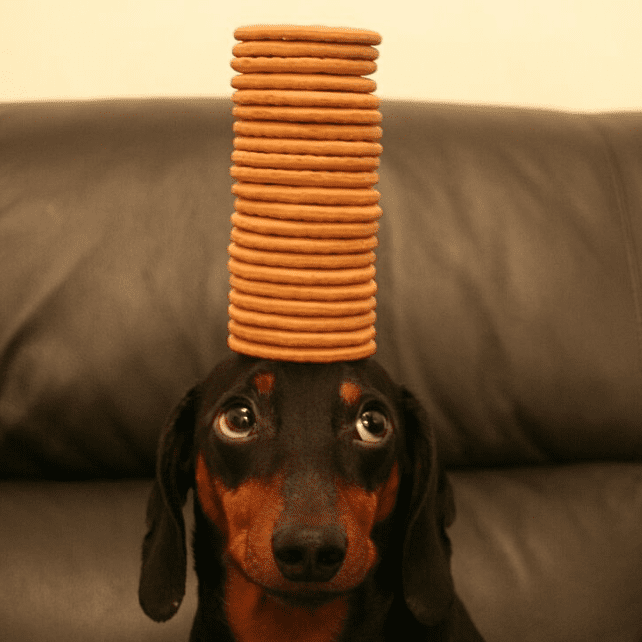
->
<box><xmin>138</xmin><ymin>384</ymin><xmax>200</xmax><ymax>622</ymax></box>
<box><xmin>399</xmin><ymin>386</ymin><xmax>457</xmax><ymax>627</ymax></box>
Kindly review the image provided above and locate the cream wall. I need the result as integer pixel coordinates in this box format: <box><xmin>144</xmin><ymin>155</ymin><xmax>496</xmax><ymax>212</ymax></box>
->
<box><xmin>2</xmin><ymin>0</ymin><xmax>641</xmax><ymax>111</ymax></box>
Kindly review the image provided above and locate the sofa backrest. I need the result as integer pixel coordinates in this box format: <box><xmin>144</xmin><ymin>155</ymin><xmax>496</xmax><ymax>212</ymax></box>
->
<box><xmin>377</xmin><ymin>102</ymin><xmax>642</xmax><ymax>467</ymax></box>
<box><xmin>1</xmin><ymin>98</ymin><xmax>641</xmax><ymax>478</ymax></box>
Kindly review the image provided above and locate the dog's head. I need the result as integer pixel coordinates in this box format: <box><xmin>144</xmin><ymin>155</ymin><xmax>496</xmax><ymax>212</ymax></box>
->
<box><xmin>139</xmin><ymin>354</ymin><xmax>456</xmax><ymax>633</ymax></box>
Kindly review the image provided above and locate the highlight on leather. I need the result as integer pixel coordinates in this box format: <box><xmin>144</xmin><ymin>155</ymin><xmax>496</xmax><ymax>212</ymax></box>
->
<box><xmin>228</xmin><ymin>25</ymin><xmax>382</xmax><ymax>363</ymax></box>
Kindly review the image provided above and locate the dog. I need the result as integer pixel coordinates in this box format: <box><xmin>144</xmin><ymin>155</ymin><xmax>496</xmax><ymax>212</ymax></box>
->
<box><xmin>139</xmin><ymin>354</ymin><xmax>485</xmax><ymax>641</ymax></box>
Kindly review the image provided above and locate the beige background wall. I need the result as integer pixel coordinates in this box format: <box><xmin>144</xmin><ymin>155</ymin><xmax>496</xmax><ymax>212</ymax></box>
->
<box><xmin>2</xmin><ymin>0</ymin><xmax>640</xmax><ymax>110</ymax></box>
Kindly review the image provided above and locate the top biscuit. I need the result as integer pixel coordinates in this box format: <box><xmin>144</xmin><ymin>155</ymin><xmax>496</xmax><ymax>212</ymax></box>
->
<box><xmin>234</xmin><ymin>25</ymin><xmax>382</xmax><ymax>45</ymax></box>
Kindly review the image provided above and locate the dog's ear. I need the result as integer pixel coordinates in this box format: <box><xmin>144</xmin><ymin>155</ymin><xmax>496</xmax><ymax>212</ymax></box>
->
<box><xmin>139</xmin><ymin>384</ymin><xmax>200</xmax><ymax>622</ymax></box>
<box><xmin>399</xmin><ymin>386</ymin><xmax>457</xmax><ymax>627</ymax></box>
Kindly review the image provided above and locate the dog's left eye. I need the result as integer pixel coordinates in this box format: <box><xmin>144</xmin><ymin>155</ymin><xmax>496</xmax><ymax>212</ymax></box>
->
<box><xmin>217</xmin><ymin>405</ymin><xmax>256</xmax><ymax>440</ymax></box>
<box><xmin>355</xmin><ymin>409</ymin><xmax>390</xmax><ymax>444</ymax></box>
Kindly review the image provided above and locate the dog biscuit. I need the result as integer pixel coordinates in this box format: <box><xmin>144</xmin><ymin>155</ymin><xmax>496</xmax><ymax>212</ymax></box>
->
<box><xmin>233</xmin><ymin>120</ymin><xmax>382</xmax><ymax>141</ymax></box>
<box><xmin>229</xmin><ymin>275</ymin><xmax>377</xmax><ymax>301</ymax></box>
<box><xmin>231</xmin><ymin>57</ymin><xmax>376</xmax><ymax>76</ymax></box>
<box><xmin>232</xmin><ymin>41</ymin><xmax>379</xmax><ymax>60</ymax></box>
<box><xmin>230</xmin><ymin>213</ymin><xmax>378</xmax><ymax>238</ymax></box>
<box><xmin>228</xmin><ymin>243</ymin><xmax>376</xmax><ymax>269</ymax></box>
<box><xmin>229</xmin><ymin>319</ymin><xmax>375</xmax><ymax>348</ymax></box>
<box><xmin>228</xmin><ymin>305</ymin><xmax>376</xmax><ymax>332</ymax></box>
<box><xmin>232</xmin><ymin>183</ymin><xmax>381</xmax><ymax>206</ymax></box>
<box><xmin>229</xmin><ymin>289</ymin><xmax>376</xmax><ymax>316</ymax></box>
<box><xmin>230</xmin><ymin>166</ymin><xmax>379</xmax><ymax>189</ymax></box>
<box><xmin>233</xmin><ymin>137</ymin><xmax>382</xmax><ymax>157</ymax></box>
<box><xmin>231</xmin><ymin>150</ymin><xmax>379</xmax><ymax>172</ymax></box>
<box><xmin>232</xmin><ymin>105</ymin><xmax>382</xmax><ymax>125</ymax></box>
<box><xmin>232</xmin><ymin>90</ymin><xmax>380</xmax><ymax>109</ymax></box>
<box><xmin>227</xmin><ymin>335</ymin><xmax>377</xmax><ymax>363</ymax></box>
<box><xmin>228</xmin><ymin>258</ymin><xmax>375</xmax><ymax>285</ymax></box>
<box><xmin>233</xmin><ymin>200</ymin><xmax>382</xmax><ymax>222</ymax></box>
<box><xmin>231</xmin><ymin>74</ymin><xmax>377</xmax><ymax>93</ymax></box>
<box><xmin>234</xmin><ymin>25</ymin><xmax>382</xmax><ymax>45</ymax></box>
<box><xmin>231</xmin><ymin>228</ymin><xmax>378</xmax><ymax>254</ymax></box>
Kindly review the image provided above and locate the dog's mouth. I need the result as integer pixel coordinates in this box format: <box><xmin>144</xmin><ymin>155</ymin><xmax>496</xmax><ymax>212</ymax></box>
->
<box><xmin>263</xmin><ymin>586</ymin><xmax>346</xmax><ymax>610</ymax></box>
<box><xmin>228</xmin><ymin>557</ymin><xmax>348</xmax><ymax>610</ymax></box>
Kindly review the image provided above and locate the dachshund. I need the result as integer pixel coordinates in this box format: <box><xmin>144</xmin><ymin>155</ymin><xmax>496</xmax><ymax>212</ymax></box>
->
<box><xmin>139</xmin><ymin>354</ymin><xmax>485</xmax><ymax>641</ymax></box>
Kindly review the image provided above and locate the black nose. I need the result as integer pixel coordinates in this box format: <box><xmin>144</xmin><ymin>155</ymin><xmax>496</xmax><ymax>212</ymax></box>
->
<box><xmin>272</xmin><ymin>525</ymin><xmax>347</xmax><ymax>582</ymax></box>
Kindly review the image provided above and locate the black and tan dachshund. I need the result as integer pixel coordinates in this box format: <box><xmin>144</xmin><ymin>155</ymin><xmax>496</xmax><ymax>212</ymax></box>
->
<box><xmin>139</xmin><ymin>354</ymin><xmax>485</xmax><ymax>642</ymax></box>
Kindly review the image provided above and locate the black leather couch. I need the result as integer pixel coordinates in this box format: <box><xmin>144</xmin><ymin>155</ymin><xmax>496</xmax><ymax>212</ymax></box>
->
<box><xmin>1</xmin><ymin>98</ymin><xmax>641</xmax><ymax>642</ymax></box>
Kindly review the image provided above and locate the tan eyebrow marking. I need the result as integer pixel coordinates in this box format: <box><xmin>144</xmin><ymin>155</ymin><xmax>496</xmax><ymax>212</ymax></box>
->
<box><xmin>339</xmin><ymin>381</ymin><xmax>362</xmax><ymax>406</ymax></box>
<box><xmin>253</xmin><ymin>372</ymin><xmax>275</xmax><ymax>396</ymax></box>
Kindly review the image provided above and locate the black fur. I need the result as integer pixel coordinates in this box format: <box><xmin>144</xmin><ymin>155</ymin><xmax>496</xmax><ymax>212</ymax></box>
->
<box><xmin>139</xmin><ymin>354</ymin><xmax>484</xmax><ymax>641</ymax></box>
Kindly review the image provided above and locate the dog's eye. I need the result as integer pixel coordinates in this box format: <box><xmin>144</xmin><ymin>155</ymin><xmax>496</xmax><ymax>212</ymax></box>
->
<box><xmin>217</xmin><ymin>405</ymin><xmax>256</xmax><ymax>440</ymax></box>
<box><xmin>355</xmin><ymin>409</ymin><xmax>390</xmax><ymax>444</ymax></box>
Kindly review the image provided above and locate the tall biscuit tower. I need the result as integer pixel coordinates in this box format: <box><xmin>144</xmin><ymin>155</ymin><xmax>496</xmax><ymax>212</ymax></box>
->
<box><xmin>228</xmin><ymin>25</ymin><xmax>383</xmax><ymax>363</ymax></box>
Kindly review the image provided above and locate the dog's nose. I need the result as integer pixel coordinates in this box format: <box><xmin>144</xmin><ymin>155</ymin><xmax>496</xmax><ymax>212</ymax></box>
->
<box><xmin>272</xmin><ymin>525</ymin><xmax>347</xmax><ymax>582</ymax></box>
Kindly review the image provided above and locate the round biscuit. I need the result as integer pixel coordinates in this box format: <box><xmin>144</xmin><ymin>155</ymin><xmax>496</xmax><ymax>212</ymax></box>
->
<box><xmin>231</xmin><ymin>150</ymin><xmax>379</xmax><ymax>172</ymax></box>
<box><xmin>232</xmin><ymin>89</ymin><xmax>380</xmax><ymax>109</ymax></box>
<box><xmin>231</xmin><ymin>228</ymin><xmax>378</xmax><ymax>254</ymax></box>
<box><xmin>231</xmin><ymin>57</ymin><xmax>376</xmax><ymax>76</ymax></box>
<box><xmin>228</xmin><ymin>243</ymin><xmax>376</xmax><ymax>268</ymax></box>
<box><xmin>230</xmin><ymin>275</ymin><xmax>377</xmax><ymax>301</ymax></box>
<box><xmin>231</xmin><ymin>74</ymin><xmax>376</xmax><ymax>93</ymax></box>
<box><xmin>230</xmin><ymin>213</ymin><xmax>378</xmax><ymax>238</ymax></box>
<box><xmin>232</xmin><ymin>41</ymin><xmax>379</xmax><ymax>60</ymax></box>
<box><xmin>228</xmin><ymin>258</ymin><xmax>375</xmax><ymax>285</ymax></box>
<box><xmin>233</xmin><ymin>121</ymin><xmax>382</xmax><ymax>142</ymax></box>
<box><xmin>231</xmin><ymin>183</ymin><xmax>380</xmax><ymax>206</ymax></box>
<box><xmin>234</xmin><ymin>25</ymin><xmax>382</xmax><ymax>45</ymax></box>
<box><xmin>228</xmin><ymin>305</ymin><xmax>376</xmax><ymax>332</ymax></box>
<box><xmin>230</xmin><ymin>166</ymin><xmax>378</xmax><ymax>188</ymax></box>
<box><xmin>228</xmin><ymin>335</ymin><xmax>377</xmax><ymax>363</ymax></box>
<box><xmin>234</xmin><ymin>199</ymin><xmax>382</xmax><ymax>222</ymax></box>
<box><xmin>229</xmin><ymin>320</ymin><xmax>375</xmax><ymax>348</ymax></box>
<box><xmin>232</xmin><ymin>105</ymin><xmax>381</xmax><ymax>125</ymax></box>
<box><xmin>229</xmin><ymin>289</ymin><xmax>377</xmax><ymax>316</ymax></box>
<box><xmin>233</xmin><ymin>137</ymin><xmax>382</xmax><ymax>157</ymax></box>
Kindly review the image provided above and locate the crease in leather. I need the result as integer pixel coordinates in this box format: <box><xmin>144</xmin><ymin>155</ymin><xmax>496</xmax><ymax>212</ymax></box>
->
<box><xmin>0</xmin><ymin>221</ymin><xmax>103</xmax><ymax>390</ymax></box>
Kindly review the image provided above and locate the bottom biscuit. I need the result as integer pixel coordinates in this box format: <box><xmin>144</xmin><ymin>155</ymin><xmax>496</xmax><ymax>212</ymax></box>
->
<box><xmin>228</xmin><ymin>334</ymin><xmax>376</xmax><ymax>363</ymax></box>
<box><xmin>229</xmin><ymin>319</ymin><xmax>375</xmax><ymax>347</ymax></box>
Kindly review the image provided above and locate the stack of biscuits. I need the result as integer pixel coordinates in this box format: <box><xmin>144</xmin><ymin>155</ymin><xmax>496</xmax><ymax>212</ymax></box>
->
<box><xmin>228</xmin><ymin>25</ymin><xmax>383</xmax><ymax>363</ymax></box>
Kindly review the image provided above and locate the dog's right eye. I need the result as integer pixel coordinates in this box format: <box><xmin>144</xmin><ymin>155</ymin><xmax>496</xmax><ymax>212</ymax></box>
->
<box><xmin>354</xmin><ymin>408</ymin><xmax>391</xmax><ymax>444</ymax></box>
<box><xmin>216</xmin><ymin>405</ymin><xmax>256</xmax><ymax>440</ymax></box>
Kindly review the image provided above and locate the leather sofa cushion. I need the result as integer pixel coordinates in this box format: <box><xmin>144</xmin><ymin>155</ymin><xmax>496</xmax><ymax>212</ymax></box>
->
<box><xmin>1</xmin><ymin>464</ymin><xmax>641</xmax><ymax>642</ymax></box>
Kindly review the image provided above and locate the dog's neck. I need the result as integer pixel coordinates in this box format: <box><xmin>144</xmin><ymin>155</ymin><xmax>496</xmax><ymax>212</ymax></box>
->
<box><xmin>224</xmin><ymin>565</ymin><xmax>349</xmax><ymax>642</ymax></box>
